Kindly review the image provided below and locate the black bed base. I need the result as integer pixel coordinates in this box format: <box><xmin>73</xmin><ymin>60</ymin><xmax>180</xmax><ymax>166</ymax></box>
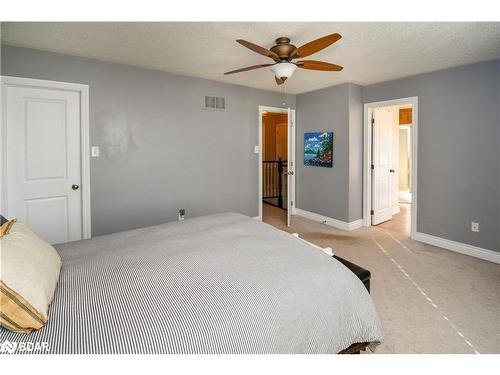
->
<box><xmin>333</xmin><ymin>255</ymin><xmax>371</xmax><ymax>293</ymax></box>
<box><xmin>332</xmin><ymin>255</ymin><xmax>372</xmax><ymax>354</ymax></box>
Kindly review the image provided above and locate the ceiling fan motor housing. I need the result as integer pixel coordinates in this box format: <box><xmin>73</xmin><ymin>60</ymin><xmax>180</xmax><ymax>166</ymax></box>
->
<box><xmin>271</xmin><ymin>37</ymin><xmax>297</xmax><ymax>60</ymax></box>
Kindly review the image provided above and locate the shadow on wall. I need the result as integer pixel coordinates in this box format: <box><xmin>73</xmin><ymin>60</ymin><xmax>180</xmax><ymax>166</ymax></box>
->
<box><xmin>95</xmin><ymin>112</ymin><xmax>138</xmax><ymax>161</ymax></box>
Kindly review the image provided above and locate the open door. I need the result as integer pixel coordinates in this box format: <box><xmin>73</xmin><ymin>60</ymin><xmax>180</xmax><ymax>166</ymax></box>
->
<box><xmin>372</xmin><ymin>108</ymin><xmax>394</xmax><ymax>225</ymax></box>
<box><xmin>286</xmin><ymin>108</ymin><xmax>296</xmax><ymax>227</ymax></box>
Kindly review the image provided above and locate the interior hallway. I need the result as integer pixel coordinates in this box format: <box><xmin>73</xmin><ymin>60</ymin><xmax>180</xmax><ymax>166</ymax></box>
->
<box><xmin>262</xmin><ymin>203</ymin><xmax>500</xmax><ymax>354</ymax></box>
<box><xmin>262</xmin><ymin>202</ymin><xmax>287</xmax><ymax>226</ymax></box>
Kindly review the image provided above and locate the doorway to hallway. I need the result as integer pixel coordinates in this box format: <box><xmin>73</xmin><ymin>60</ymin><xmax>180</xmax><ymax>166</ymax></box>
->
<box><xmin>258</xmin><ymin>106</ymin><xmax>295</xmax><ymax>227</ymax></box>
<box><xmin>261</xmin><ymin>111</ymin><xmax>288</xmax><ymax>225</ymax></box>
<box><xmin>363</xmin><ymin>97</ymin><xmax>418</xmax><ymax>237</ymax></box>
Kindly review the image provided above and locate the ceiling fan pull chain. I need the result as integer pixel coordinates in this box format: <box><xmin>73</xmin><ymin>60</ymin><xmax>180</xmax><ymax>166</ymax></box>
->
<box><xmin>281</xmin><ymin>82</ymin><xmax>287</xmax><ymax>107</ymax></box>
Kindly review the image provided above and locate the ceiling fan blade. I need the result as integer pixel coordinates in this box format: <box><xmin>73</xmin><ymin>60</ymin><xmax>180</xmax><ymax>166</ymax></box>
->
<box><xmin>236</xmin><ymin>39</ymin><xmax>279</xmax><ymax>60</ymax></box>
<box><xmin>294</xmin><ymin>33</ymin><xmax>342</xmax><ymax>58</ymax></box>
<box><xmin>224</xmin><ymin>63</ymin><xmax>275</xmax><ymax>75</ymax></box>
<box><xmin>275</xmin><ymin>76</ymin><xmax>284</xmax><ymax>85</ymax></box>
<box><xmin>296</xmin><ymin>60</ymin><xmax>343</xmax><ymax>71</ymax></box>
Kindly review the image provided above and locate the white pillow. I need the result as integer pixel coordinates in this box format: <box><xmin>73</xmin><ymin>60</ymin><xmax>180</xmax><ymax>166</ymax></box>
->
<box><xmin>0</xmin><ymin>222</ymin><xmax>61</xmax><ymax>333</ymax></box>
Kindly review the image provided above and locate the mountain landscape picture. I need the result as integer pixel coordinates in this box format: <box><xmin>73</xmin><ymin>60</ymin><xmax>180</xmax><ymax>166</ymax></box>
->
<box><xmin>304</xmin><ymin>132</ymin><xmax>334</xmax><ymax>168</ymax></box>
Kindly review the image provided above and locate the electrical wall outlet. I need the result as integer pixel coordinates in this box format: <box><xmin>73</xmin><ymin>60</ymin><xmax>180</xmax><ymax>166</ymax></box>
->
<box><xmin>178</xmin><ymin>208</ymin><xmax>185</xmax><ymax>221</ymax></box>
<box><xmin>91</xmin><ymin>146</ymin><xmax>100</xmax><ymax>157</ymax></box>
<box><xmin>471</xmin><ymin>222</ymin><xmax>479</xmax><ymax>232</ymax></box>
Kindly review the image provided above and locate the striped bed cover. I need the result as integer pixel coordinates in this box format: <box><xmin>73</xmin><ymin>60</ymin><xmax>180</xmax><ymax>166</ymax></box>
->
<box><xmin>0</xmin><ymin>213</ymin><xmax>383</xmax><ymax>354</ymax></box>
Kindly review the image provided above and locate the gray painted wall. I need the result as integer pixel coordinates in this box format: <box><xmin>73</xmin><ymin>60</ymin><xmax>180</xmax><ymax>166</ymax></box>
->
<box><xmin>295</xmin><ymin>83</ymin><xmax>364</xmax><ymax>224</ymax></box>
<box><xmin>296</xmin><ymin>83</ymin><xmax>349</xmax><ymax>222</ymax></box>
<box><xmin>1</xmin><ymin>45</ymin><xmax>295</xmax><ymax>236</ymax></box>
<box><xmin>364</xmin><ymin>60</ymin><xmax>500</xmax><ymax>251</ymax></box>
<box><xmin>347</xmin><ymin>84</ymin><xmax>364</xmax><ymax>222</ymax></box>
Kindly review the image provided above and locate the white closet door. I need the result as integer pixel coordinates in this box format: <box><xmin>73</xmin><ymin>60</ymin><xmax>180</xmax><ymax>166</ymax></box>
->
<box><xmin>5</xmin><ymin>84</ymin><xmax>83</xmax><ymax>244</ymax></box>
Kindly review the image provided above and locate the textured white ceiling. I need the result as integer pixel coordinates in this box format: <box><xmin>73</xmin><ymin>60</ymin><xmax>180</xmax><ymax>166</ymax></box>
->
<box><xmin>1</xmin><ymin>22</ymin><xmax>499</xmax><ymax>94</ymax></box>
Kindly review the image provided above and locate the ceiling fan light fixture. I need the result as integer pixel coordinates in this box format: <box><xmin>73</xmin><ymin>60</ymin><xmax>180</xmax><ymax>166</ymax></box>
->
<box><xmin>270</xmin><ymin>62</ymin><xmax>297</xmax><ymax>80</ymax></box>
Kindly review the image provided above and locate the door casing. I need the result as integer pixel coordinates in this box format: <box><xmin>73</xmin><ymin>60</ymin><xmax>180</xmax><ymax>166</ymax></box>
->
<box><xmin>286</xmin><ymin>107</ymin><xmax>296</xmax><ymax>227</ymax></box>
<box><xmin>1</xmin><ymin>75</ymin><xmax>91</xmax><ymax>239</ymax></box>
<box><xmin>258</xmin><ymin>105</ymin><xmax>296</xmax><ymax>225</ymax></box>
<box><xmin>363</xmin><ymin>96</ymin><xmax>418</xmax><ymax>239</ymax></box>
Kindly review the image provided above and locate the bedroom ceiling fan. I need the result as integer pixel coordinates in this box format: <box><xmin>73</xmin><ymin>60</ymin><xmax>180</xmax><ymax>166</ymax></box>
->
<box><xmin>224</xmin><ymin>33</ymin><xmax>343</xmax><ymax>85</ymax></box>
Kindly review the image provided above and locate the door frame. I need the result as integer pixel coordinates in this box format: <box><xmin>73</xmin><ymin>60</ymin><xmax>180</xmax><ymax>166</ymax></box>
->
<box><xmin>362</xmin><ymin>96</ymin><xmax>418</xmax><ymax>239</ymax></box>
<box><xmin>1</xmin><ymin>75</ymin><xmax>91</xmax><ymax>239</ymax></box>
<box><xmin>258</xmin><ymin>105</ymin><xmax>295</xmax><ymax>221</ymax></box>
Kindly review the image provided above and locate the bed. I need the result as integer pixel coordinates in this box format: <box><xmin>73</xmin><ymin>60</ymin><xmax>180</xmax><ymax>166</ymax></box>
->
<box><xmin>0</xmin><ymin>213</ymin><xmax>383</xmax><ymax>354</ymax></box>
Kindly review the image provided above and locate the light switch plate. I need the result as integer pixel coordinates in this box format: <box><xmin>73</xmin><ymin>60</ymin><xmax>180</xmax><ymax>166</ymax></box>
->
<box><xmin>254</xmin><ymin>145</ymin><xmax>259</xmax><ymax>154</ymax></box>
<box><xmin>471</xmin><ymin>222</ymin><xmax>479</xmax><ymax>232</ymax></box>
<box><xmin>91</xmin><ymin>146</ymin><xmax>100</xmax><ymax>157</ymax></box>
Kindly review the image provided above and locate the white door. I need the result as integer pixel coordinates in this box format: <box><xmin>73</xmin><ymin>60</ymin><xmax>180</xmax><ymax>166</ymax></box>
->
<box><xmin>371</xmin><ymin>108</ymin><xmax>394</xmax><ymax>225</ymax></box>
<box><xmin>391</xmin><ymin>108</ymin><xmax>399</xmax><ymax>214</ymax></box>
<box><xmin>286</xmin><ymin>108</ymin><xmax>296</xmax><ymax>227</ymax></box>
<box><xmin>4</xmin><ymin>81</ymin><xmax>85</xmax><ymax>244</ymax></box>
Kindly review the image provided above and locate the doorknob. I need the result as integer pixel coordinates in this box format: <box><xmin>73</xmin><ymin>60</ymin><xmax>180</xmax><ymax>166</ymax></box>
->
<box><xmin>72</xmin><ymin>184</ymin><xmax>80</xmax><ymax>190</ymax></box>
<box><xmin>389</xmin><ymin>169</ymin><xmax>395</xmax><ymax>173</ymax></box>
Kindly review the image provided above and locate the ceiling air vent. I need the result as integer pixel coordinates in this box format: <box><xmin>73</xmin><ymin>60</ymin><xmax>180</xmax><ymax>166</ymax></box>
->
<box><xmin>204</xmin><ymin>96</ymin><xmax>225</xmax><ymax>110</ymax></box>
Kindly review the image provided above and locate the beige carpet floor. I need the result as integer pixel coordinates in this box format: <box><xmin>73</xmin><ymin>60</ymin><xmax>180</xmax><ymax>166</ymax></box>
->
<box><xmin>262</xmin><ymin>203</ymin><xmax>500</xmax><ymax>354</ymax></box>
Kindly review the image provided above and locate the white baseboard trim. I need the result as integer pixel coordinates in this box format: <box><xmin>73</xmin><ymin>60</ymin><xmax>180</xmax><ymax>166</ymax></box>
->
<box><xmin>413</xmin><ymin>232</ymin><xmax>500</xmax><ymax>264</ymax></box>
<box><xmin>293</xmin><ymin>208</ymin><xmax>363</xmax><ymax>232</ymax></box>
<box><xmin>392</xmin><ymin>205</ymin><xmax>400</xmax><ymax>215</ymax></box>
